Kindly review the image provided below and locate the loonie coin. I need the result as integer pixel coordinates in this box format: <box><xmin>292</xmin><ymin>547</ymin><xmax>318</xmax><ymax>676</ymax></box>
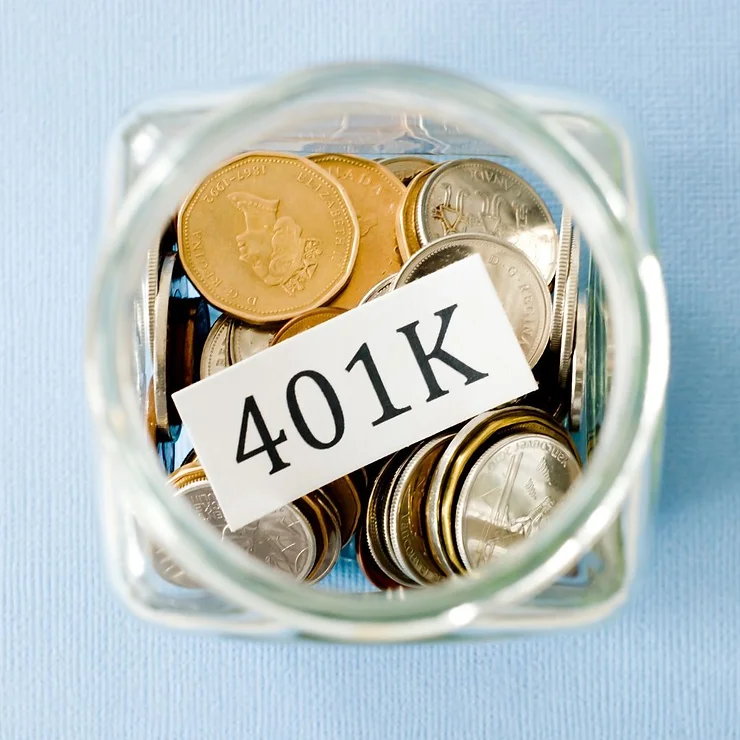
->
<box><xmin>454</xmin><ymin>431</ymin><xmax>581</xmax><ymax>570</ymax></box>
<box><xmin>381</xmin><ymin>155</ymin><xmax>437</xmax><ymax>186</ymax></box>
<box><xmin>200</xmin><ymin>314</ymin><xmax>234</xmax><ymax>378</ymax></box>
<box><xmin>558</xmin><ymin>227</ymin><xmax>581</xmax><ymax>387</ymax></box>
<box><xmin>178</xmin><ymin>152</ymin><xmax>359</xmax><ymax>323</ymax></box>
<box><xmin>395</xmin><ymin>234</ymin><xmax>552</xmax><ymax>368</ymax></box>
<box><xmin>309</xmin><ymin>154</ymin><xmax>405</xmax><ymax>308</ymax></box>
<box><xmin>359</xmin><ymin>274</ymin><xmax>396</xmax><ymax>304</ymax></box>
<box><xmin>570</xmin><ymin>297</ymin><xmax>588</xmax><ymax>431</ymax></box>
<box><xmin>322</xmin><ymin>476</ymin><xmax>362</xmax><ymax>546</ymax></box>
<box><xmin>229</xmin><ymin>321</ymin><xmax>275</xmax><ymax>363</ymax></box>
<box><xmin>416</xmin><ymin>158</ymin><xmax>558</xmax><ymax>283</ymax></box>
<box><xmin>396</xmin><ymin>165</ymin><xmax>438</xmax><ymax>261</ymax></box>
<box><xmin>388</xmin><ymin>434</ymin><xmax>452</xmax><ymax>585</ymax></box>
<box><xmin>549</xmin><ymin>209</ymin><xmax>573</xmax><ymax>353</ymax></box>
<box><xmin>153</xmin><ymin>254</ymin><xmax>179</xmax><ymax>440</ymax></box>
<box><xmin>269</xmin><ymin>306</ymin><xmax>345</xmax><ymax>345</ymax></box>
<box><xmin>365</xmin><ymin>451</ymin><xmax>418</xmax><ymax>588</ymax></box>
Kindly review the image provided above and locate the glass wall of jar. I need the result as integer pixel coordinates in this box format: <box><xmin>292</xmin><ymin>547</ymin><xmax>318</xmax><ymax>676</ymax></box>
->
<box><xmin>86</xmin><ymin>64</ymin><xmax>669</xmax><ymax>642</ymax></box>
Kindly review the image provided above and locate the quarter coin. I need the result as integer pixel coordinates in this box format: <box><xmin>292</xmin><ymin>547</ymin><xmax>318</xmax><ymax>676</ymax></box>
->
<box><xmin>200</xmin><ymin>314</ymin><xmax>234</xmax><ymax>378</ymax></box>
<box><xmin>570</xmin><ymin>297</ymin><xmax>588</xmax><ymax>431</ymax></box>
<box><xmin>416</xmin><ymin>158</ymin><xmax>557</xmax><ymax>283</ymax></box>
<box><xmin>558</xmin><ymin>227</ymin><xmax>581</xmax><ymax>387</ymax></box>
<box><xmin>309</xmin><ymin>154</ymin><xmax>405</xmax><ymax>309</ymax></box>
<box><xmin>395</xmin><ymin>234</ymin><xmax>552</xmax><ymax>367</ymax></box>
<box><xmin>454</xmin><ymin>431</ymin><xmax>581</xmax><ymax>570</ymax></box>
<box><xmin>380</xmin><ymin>155</ymin><xmax>437</xmax><ymax>186</ymax></box>
<box><xmin>549</xmin><ymin>209</ymin><xmax>573</xmax><ymax>352</ymax></box>
<box><xmin>178</xmin><ymin>152</ymin><xmax>359</xmax><ymax>323</ymax></box>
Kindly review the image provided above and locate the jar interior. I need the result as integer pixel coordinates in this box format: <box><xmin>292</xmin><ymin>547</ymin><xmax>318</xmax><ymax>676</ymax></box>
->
<box><xmin>91</xmin><ymin>69</ymin><xmax>650</xmax><ymax>636</ymax></box>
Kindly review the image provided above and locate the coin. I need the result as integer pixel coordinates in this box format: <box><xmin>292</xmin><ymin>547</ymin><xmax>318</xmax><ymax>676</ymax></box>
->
<box><xmin>396</xmin><ymin>165</ymin><xmax>438</xmax><ymax>261</ymax></box>
<box><xmin>416</xmin><ymin>158</ymin><xmax>557</xmax><ymax>283</ymax></box>
<box><xmin>365</xmin><ymin>451</ymin><xmax>418</xmax><ymax>588</ymax></box>
<box><xmin>549</xmin><ymin>209</ymin><xmax>573</xmax><ymax>352</ymax></box>
<box><xmin>355</xmin><ymin>525</ymin><xmax>401</xmax><ymax>590</ymax></box>
<box><xmin>269</xmin><ymin>306</ymin><xmax>345</xmax><ymax>345</ymax></box>
<box><xmin>438</xmin><ymin>411</ymin><xmax>577</xmax><ymax>571</ymax></box>
<box><xmin>394</xmin><ymin>234</ymin><xmax>552</xmax><ymax>367</ymax></box>
<box><xmin>322</xmin><ymin>476</ymin><xmax>362</xmax><ymax>546</ymax></box>
<box><xmin>229</xmin><ymin>321</ymin><xmax>275</xmax><ymax>363</ymax></box>
<box><xmin>309</xmin><ymin>154</ymin><xmax>405</xmax><ymax>308</ymax></box>
<box><xmin>570</xmin><ymin>297</ymin><xmax>588</xmax><ymax>431</ymax></box>
<box><xmin>358</xmin><ymin>274</ymin><xmax>396</xmax><ymax>304</ymax></box>
<box><xmin>305</xmin><ymin>491</ymin><xmax>343</xmax><ymax>582</ymax></box>
<box><xmin>200</xmin><ymin>314</ymin><xmax>233</xmax><ymax>378</ymax></box>
<box><xmin>380</xmin><ymin>155</ymin><xmax>437</xmax><ymax>186</ymax></box>
<box><xmin>294</xmin><ymin>492</ymin><xmax>341</xmax><ymax>583</ymax></box>
<box><xmin>153</xmin><ymin>253</ymin><xmax>179</xmax><ymax>440</ymax></box>
<box><xmin>178</xmin><ymin>152</ymin><xmax>359</xmax><ymax>323</ymax></box>
<box><xmin>166</xmin><ymin>296</ymin><xmax>210</xmax><ymax>422</ymax></box>
<box><xmin>388</xmin><ymin>434</ymin><xmax>451</xmax><ymax>585</ymax></box>
<box><xmin>559</xmin><ymin>227</ymin><xmax>581</xmax><ymax>387</ymax></box>
<box><xmin>454</xmin><ymin>431</ymin><xmax>581</xmax><ymax>570</ymax></box>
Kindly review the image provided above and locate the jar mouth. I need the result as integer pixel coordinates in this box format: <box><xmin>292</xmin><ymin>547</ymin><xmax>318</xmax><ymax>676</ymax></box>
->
<box><xmin>86</xmin><ymin>63</ymin><xmax>668</xmax><ymax>639</ymax></box>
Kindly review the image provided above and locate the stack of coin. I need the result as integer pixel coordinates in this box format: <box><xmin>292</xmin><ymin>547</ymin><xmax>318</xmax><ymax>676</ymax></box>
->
<box><xmin>146</xmin><ymin>149</ymin><xmax>588</xmax><ymax>588</ymax></box>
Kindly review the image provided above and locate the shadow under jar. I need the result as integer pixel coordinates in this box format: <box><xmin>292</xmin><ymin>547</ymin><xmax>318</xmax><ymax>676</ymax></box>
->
<box><xmin>86</xmin><ymin>63</ymin><xmax>669</xmax><ymax>642</ymax></box>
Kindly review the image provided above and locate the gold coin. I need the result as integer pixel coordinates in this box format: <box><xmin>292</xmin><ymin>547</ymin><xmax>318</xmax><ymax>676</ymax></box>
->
<box><xmin>322</xmin><ymin>476</ymin><xmax>362</xmax><ymax>546</ymax></box>
<box><xmin>396</xmin><ymin>165</ymin><xmax>439</xmax><ymax>261</ymax></box>
<box><xmin>308</xmin><ymin>154</ymin><xmax>405</xmax><ymax>308</ymax></box>
<box><xmin>269</xmin><ymin>306</ymin><xmax>346</xmax><ymax>345</ymax></box>
<box><xmin>294</xmin><ymin>493</ymin><xmax>333</xmax><ymax>583</ymax></box>
<box><xmin>168</xmin><ymin>461</ymin><xmax>209</xmax><ymax>490</ymax></box>
<box><xmin>305</xmin><ymin>491</ymin><xmax>342</xmax><ymax>583</ymax></box>
<box><xmin>177</xmin><ymin>152</ymin><xmax>359</xmax><ymax>324</ymax></box>
<box><xmin>380</xmin><ymin>156</ymin><xmax>437</xmax><ymax>186</ymax></box>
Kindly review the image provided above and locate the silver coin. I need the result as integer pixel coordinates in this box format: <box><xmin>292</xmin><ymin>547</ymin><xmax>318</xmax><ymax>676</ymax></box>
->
<box><xmin>380</xmin><ymin>156</ymin><xmax>436</xmax><ymax>186</ymax></box>
<box><xmin>381</xmin><ymin>447</ymin><xmax>416</xmax><ymax>577</ymax></box>
<box><xmin>416</xmin><ymin>158</ymin><xmax>557</xmax><ymax>283</ymax></box>
<box><xmin>152</xmin><ymin>254</ymin><xmax>177</xmax><ymax>438</ymax></box>
<box><xmin>394</xmin><ymin>234</ymin><xmax>552</xmax><ymax>368</ymax></box>
<box><xmin>229</xmin><ymin>321</ymin><xmax>275</xmax><ymax>364</ymax></box>
<box><xmin>425</xmin><ymin>410</ymin><xmax>501</xmax><ymax>575</ymax></box>
<box><xmin>570</xmin><ymin>298</ymin><xmax>588</xmax><ymax>431</ymax></box>
<box><xmin>549</xmin><ymin>209</ymin><xmax>573</xmax><ymax>353</ymax></box>
<box><xmin>558</xmin><ymin>227</ymin><xmax>581</xmax><ymax>387</ymax></box>
<box><xmin>200</xmin><ymin>315</ymin><xmax>233</xmax><ymax>379</ymax></box>
<box><xmin>388</xmin><ymin>434</ymin><xmax>452</xmax><ymax>585</ymax></box>
<box><xmin>306</xmin><ymin>491</ymin><xmax>343</xmax><ymax>583</ymax></box>
<box><xmin>455</xmin><ymin>432</ymin><xmax>581</xmax><ymax>570</ymax></box>
<box><xmin>359</xmin><ymin>273</ymin><xmax>397</xmax><ymax>304</ymax></box>
<box><xmin>155</xmin><ymin>479</ymin><xmax>316</xmax><ymax>583</ymax></box>
<box><xmin>149</xmin><ymin>543</ymin><xmax>202</xmax><ymax>589</ymax></box>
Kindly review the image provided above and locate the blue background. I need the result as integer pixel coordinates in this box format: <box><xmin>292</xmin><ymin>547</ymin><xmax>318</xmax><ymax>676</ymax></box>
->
<box><xmin>1</xmin><ymin>1</ymin><xmax>738</xmax><ymax>738</ymax></box>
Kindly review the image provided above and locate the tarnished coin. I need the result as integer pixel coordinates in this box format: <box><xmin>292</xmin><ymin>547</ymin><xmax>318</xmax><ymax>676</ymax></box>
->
<box><xmin>322</xmin><ymin>476</ymin><xmax>362</xmax><ymax>546</ymax></box>
<box><xmin>388</xmin><ymin>435</ymin><xmax>451</xmax><ymax>585</ymax></box>
<box><xmin>380</xmin><ymin>155</ymin><xmax>437</xmax><ymax>186</ymax></box>
<box><xmin>356</xmin><ymin>525</ymin><xmax>401</xmax><ymax>590</ymax></box>
<box><xmin>396</xmin><ymin>165</ymin><xmax>438</xmax><ymax>261</ymax></box>
<box><xmin>365</xmin><ymin>451</ymin><xmax>418</xmax><ymax>588</ymax></box>
<box><xmin>454</xmin><ymin>432</ymin><xmax>581</xmax><ymax>570</ymax></box>
<box><xmin>178</xmin><ymin>152</ymin><xmax>359</xmax><ymax>323</ymax></box>
<box><xmin>395</xmin><ymin>234</ymin><xmax>552</xmax><ymax>367</ymax></box>
<box><xmin>570</xmin><ymin>297</ymin><xmax>588</xmax><ymax>431</ymax></box>
<box><xmin>166</xmin><ymin>296</ymin><xmax>210</xmax><ymax>421</ymax></box>
<box><xmin>559</xmin><ymin>227</ymin><xmax>581</xmax><ymax>387</ymax></box>
<box><xmin>550</xmin><ymin>209</ymin><xmax>573</xmax><ymax>353</ymax></box>
<box><xmin>229</xmin><ymin>321</ymin><xmax>275</xmax><ymax>363</ymax></box>
<box><xmin>200</xmin><ymin>314</ymin><xmax>233</xmax><ymax>378</ymax></box>
<box><xmin>269</xmin><ymin>306</ymin><xmax>345</xmax><ymax>345</ymax></box>
<box><xmin>152</xmin><ymin>254</ymin><xmax>179</xmax><ymax>440</ymax></box>
<box><xmin>416</xmin><ymin>158</ymin><xmax>557</xmax><ymax>283</ymax></box>
<box><xmin>309</xmin><ymin>154</ymin><xmax>405</xmax><ymax>308</ymax></box>
<box><xmin>359</xmin><ymin>274</ymin><xmax>396</xmax><ymax>304</ymax></box>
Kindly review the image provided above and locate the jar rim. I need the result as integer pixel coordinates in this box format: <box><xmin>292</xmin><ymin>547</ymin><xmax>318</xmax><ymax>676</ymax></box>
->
<box><xmin>86</xmin><ymin>62</ymin><xmax>667</xmax><ymax>640</ymax></box>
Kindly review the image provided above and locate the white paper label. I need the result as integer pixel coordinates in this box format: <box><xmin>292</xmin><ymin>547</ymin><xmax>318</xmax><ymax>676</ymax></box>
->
<box><xmin>173</xmin><ymin>256</ymin><xmax>537</xmax><ymax>530</ymax></box>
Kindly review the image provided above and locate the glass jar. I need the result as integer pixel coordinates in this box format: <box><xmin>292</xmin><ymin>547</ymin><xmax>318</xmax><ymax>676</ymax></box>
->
<box><xmin>86</xmin><ymin>63</ymin><xmax>669</xmax><ymax>642</ymax></box>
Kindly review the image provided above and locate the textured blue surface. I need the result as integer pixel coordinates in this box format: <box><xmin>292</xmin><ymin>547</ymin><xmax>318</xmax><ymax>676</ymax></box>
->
<box><xmin>1</xmin><ymin>1</ymin><xmax>739</xmax><ymax>738</ymax></box>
